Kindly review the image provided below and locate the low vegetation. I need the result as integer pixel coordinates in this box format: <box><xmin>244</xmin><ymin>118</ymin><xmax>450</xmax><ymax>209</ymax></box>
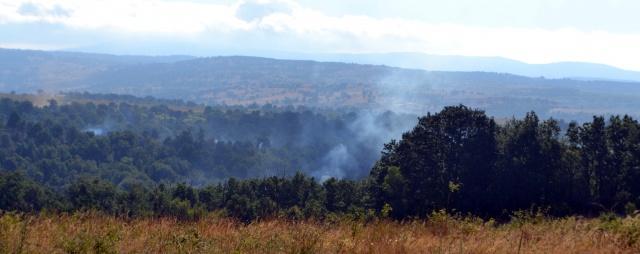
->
<box><xmin>1</xmin><ymin>211</ymin><xmax>639</xmax><ymax>253</ymax></box>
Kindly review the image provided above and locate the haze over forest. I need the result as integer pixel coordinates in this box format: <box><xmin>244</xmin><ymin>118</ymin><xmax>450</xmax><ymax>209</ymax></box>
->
<box><xmin>2</xmin><ymin>48</ymin><xmax>640</xmax><ymax>122</ymax></box>
<box><xmin>2</xmin><ymin>45</ymin><xmax>640</xmax><ymax>188</ymax></box>
<box><xmin>2</xmin><ymin>1</ymin><xmax>640</xmax><ymax>252</ymax></box>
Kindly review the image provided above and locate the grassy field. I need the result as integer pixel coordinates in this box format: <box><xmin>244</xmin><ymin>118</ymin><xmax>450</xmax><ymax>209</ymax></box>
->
<box><xmin>1</xmin><ymin>212</ymin><xmax>639</xmax><ymax>253</ymax></box>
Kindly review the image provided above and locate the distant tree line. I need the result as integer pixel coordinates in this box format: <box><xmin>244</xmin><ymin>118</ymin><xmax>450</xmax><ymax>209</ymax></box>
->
<box><xmin>1</xmin><ymin>97</ymin><xmax>640</xmax><ymax>221</ymax></box>
<box><xmin>0</xmin><ymin>171</ymin><xmax>368</xmax><ymax>221</ymax></box>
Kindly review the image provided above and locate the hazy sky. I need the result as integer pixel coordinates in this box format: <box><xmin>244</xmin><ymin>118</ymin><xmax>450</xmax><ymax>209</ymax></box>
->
<box><xmin>1</xmin><ymin>0</ymin><xmax>639</xmax><ymax>70</ymax></box>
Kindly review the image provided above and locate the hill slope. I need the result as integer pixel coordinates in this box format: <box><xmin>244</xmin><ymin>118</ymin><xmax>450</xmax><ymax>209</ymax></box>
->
<box><xmin>1</xmin><ymin>49</ymin><xmax>640</xmax><ymax>120</ymax></box>
<box><xmin>286</xmin><ymin>52</ymin><xmax>640</xmax><ymax>82</ymax></box>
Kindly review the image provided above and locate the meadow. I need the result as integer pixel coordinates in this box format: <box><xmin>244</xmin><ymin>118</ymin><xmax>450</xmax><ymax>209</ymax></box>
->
<box><xmin>1</xmin><ymin>211</ymin><xmax>639</xmax><ymax>253</ymax></box>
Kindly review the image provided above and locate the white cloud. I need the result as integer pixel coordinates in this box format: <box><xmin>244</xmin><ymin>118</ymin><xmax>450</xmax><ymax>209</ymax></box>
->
<box><xmin>0</xmin><ymin>42</ymin><xmax>69</xmax><ymax>50</ymax></box>
<box><xmin>0</xmin><ymin>0</ymin><xmax>245</xmax><ymax>34</ymax></box>
<box><xmin>1</xmin><ymin>0</ymin><xmax>639</xmax><ymax>71</ymax></box>
<box><xmin>16</xmin><ymin>2</ymin><xmax>71</xmax><ymax>17</ymax></box>
<box><xmin>235</xmin><ymin>0</ymin><xmax>295</xmax><ymax>22</ymax></box>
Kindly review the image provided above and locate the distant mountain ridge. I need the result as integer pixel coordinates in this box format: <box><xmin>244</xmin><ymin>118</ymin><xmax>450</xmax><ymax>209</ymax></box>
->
<box><xmin>254</xmin><ymin>51</ymin><xmax>640</xmax><ymax>82</ymax></box>
<box><xmin>1</xmin><ymin>48</ymin><xmax>640</xmax><ymax>121</ymax></box>
<box><xmin>0</xmin><ymin>48</ymin><xmax>195</xmax><ymax>91</ymax></box>
<box><xmin>4</xmin><ymin>47</ymin><xmax>639</xmax><ymax>82</ymax></box>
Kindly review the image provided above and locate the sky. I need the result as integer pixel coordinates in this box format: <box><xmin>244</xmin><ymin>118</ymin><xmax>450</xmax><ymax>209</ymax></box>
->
<box><xmin>1</xmin><ymin>0</ymin><xmax>639</xmax><ymax>71</ymax></box>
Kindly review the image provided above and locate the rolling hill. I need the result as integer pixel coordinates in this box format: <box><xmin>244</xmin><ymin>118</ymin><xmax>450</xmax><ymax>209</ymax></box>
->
<box><xmin>274</xmin><ymin>52</ymin><xmax>640</xmax><ymax>82</ymax></box>
<box><xmin>1</xmin><ymin>48</ymin><xmax>640</xmax><ymax>121</ymax></box>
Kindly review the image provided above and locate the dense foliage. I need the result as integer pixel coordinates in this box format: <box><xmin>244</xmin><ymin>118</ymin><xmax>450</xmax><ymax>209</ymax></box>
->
<box><xmin>1</xmin><ymin>96</ymin><xmax>640</xmax><ymax>221</ymax></box>
<box><xmin>370</xmin><ymin>105</ymin><xmax>640</xmax><ymax>218</ymax></box>
<box><xmin>0</xmin><ymin>95</ymin><xmax>413</xmax><ymax>187</ymax></box>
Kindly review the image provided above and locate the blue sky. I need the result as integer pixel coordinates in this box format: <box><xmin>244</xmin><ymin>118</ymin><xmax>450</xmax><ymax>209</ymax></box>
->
<box><xmin>1</xmin><ymin>0</ymin><xmax>639</xmax><ymax>70</ymax></box>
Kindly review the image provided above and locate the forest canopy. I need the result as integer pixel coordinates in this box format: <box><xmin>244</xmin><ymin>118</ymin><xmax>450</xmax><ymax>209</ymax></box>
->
<box><xmin>1</xmin><ymin>95</ymin><xmax>640</xmax><ymax>221</ymax></box>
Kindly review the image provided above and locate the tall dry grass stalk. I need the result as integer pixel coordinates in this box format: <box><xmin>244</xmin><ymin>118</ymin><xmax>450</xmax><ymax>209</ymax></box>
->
<box><xmin>0</xmin><ymin>211</ymin><xmax>638</xmax><ymax>253</ymax></box>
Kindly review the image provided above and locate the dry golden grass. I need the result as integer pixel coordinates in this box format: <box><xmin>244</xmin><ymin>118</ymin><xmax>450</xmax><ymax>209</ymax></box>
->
<box><xmin>1</xmin><ymin>212</ymin><xmax>639</xmax><ymax>254</ymax></box>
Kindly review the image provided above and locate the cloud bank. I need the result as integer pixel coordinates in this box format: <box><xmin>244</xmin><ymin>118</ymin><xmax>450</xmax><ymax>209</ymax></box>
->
<box><xmin>1</xmin><ymin>0</ymin><xmax>639</xmax><ymax>71</ymax></box>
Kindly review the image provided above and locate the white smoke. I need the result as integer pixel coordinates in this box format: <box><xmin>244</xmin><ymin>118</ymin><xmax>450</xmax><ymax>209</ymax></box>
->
<box><xmin>84</xmin><ymin>127</ymin><xmax>106</xmax><ymax>135</ymax></box>
<box><xmin>313</xmin><ymin>110</ymin><xmax>417</xmax><ymax>181</ymax></box>
<box><xmin>315</xmin><ymin>144</ymin><xmax>352</xmax><ymax>181</ymax></box>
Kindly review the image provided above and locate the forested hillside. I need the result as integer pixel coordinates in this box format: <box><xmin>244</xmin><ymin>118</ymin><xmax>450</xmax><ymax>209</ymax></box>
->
<box><xmin>2</xmin><ymin>95</ymin><xmax>640</xmax><ymax>221</ymax></box>
<box><xmin>0</xmin><ymin>94</ymin><xmax>415</xmax><ymax>187</ymax></box>
<box><xmin>3</xmin><ymin>49</ymin><xmax>640</xmax><ymax>121</ymax></box>
<box><xmin>0</xmin><ymin>48</ymin><xmax>192</xmax><ymax>92</ymax></box>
